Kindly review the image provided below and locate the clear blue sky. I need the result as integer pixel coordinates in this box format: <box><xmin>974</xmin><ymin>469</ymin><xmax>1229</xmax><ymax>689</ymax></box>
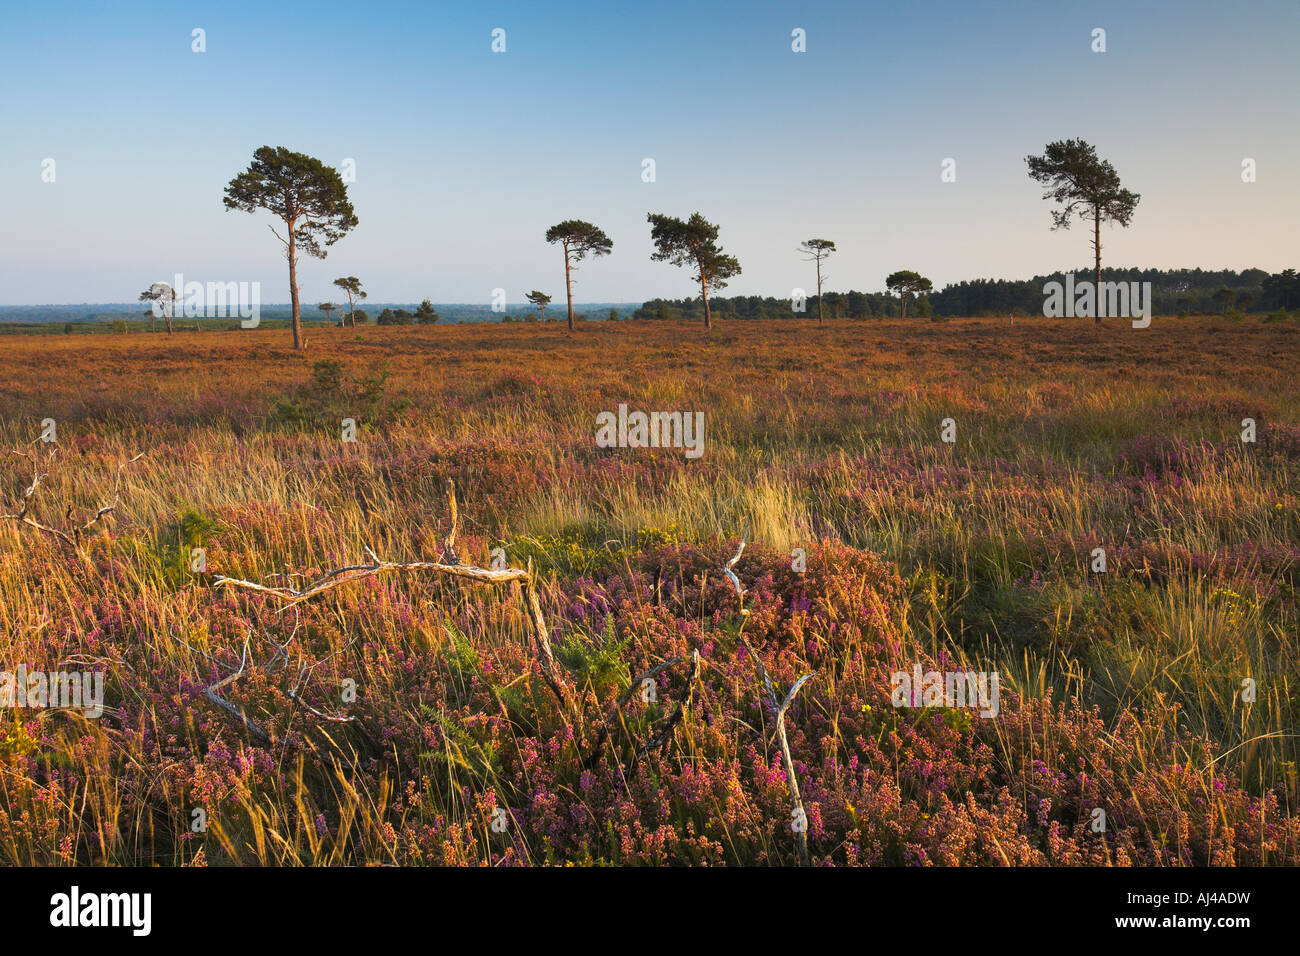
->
<box><xmin>1</xmin><ymin>0</ymin><xmax>1296</xmax><ymax>305</ymax></box>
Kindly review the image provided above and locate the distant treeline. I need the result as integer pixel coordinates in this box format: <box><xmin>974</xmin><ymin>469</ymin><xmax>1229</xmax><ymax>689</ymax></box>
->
<box><xmin>0</xmin><ymin>302</ymin><xmax>642</xmax><ymax>325</ymax></box>
<box><xmin>634</xmin><ymin>267</ymin><xmax>1300</xmax><ymax>320</ymax></box>
<box><xmin>632</xmin><ymin>290</ymin><xmax>924</xmax><ymax>321</ymax></box>
<box><xmin>933</xmin><ymin>267</ymin><xmax>1299</xmax><ymax>317</ymax></box>
<box><xmin>6</xmin><ymin>268</ymin><xmax>1298</xmax><ymax>326</ymax></box>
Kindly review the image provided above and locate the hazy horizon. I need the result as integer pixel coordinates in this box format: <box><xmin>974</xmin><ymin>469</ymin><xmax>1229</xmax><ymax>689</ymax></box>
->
<box><xmin>0</xmin><ymin>263</ymin><xmax>1281</xmax><ymax>312</ymax></box>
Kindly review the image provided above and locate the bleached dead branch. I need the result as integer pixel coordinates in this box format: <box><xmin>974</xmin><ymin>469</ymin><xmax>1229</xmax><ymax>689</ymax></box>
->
<box><xmin>440</xmin><ymin>478</ymin><xmax>460</xmax><ymax>564</ymax></box>
<box><xmin>1</xmin><ymin>440</ymin><xmax>143</xmax><ymax>562</ymax></box>
<box><xmin>631</xmin><ymin>649</ymin><xmax>701</xmax><ymax>770</ymax></box>
<box><xmin>196</xmin><ymin>628</ymin><xmax>275</xmax><ymax>745</ymax></box>
<box><xmin>175</xmin><ymin>610</ymin><xmax>375</xmax><ymax>747</ymax></box>
<box><xmin>213</xmin><ymin>558</ymin><xmax>530</xmax><ymax>603</ymax></box>
<box><xmin>584</xmin><ymin>655</ymin><xmax>687</xmax><ymax>768</ymax></box>
<box><xmin>211</xmin><ymin>484</ymin><xmax>570</xmax><ymax>712</ymax></box>
<box><xmin>726</xmin><ymin>535</ymin><xmax>816</xmax><ymax>867</ymax></box>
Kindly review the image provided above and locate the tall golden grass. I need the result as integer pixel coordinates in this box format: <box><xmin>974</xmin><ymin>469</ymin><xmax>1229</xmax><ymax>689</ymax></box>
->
<box><xmin>0</xmin><ymin>315</ymin><xmax>1296</xmax><ymax>865</ymax></box>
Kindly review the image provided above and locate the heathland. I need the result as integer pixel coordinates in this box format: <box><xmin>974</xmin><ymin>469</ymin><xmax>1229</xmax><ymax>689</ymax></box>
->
<box><xmin>0</xmin><ymin>315</ymin><xmax>1297</xmax><ymax>865</ymax></box>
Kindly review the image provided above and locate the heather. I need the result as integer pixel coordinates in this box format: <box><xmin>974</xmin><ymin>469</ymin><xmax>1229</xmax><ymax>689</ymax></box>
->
<box><xmin>0</xmin><ymin>315</ymin><xmax>1297</xmax><ymax>865</ymax></box>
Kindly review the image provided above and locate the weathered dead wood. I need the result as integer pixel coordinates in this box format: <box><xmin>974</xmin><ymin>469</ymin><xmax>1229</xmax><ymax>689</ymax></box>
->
<box><xmin>211</xmin><ymin>486</ymin><xmax>571</xmax><ymax>715</ymax></box>
<box><xmin>725</xmin><ymin>536</ymin><xmax>816</xmax><ymax>867</ymax></box>
<box><xmin>282</xmin><ymin>611</ymin><xmax>365</xmax><ymax>731</ymax></box>
<box><xmin>521</xmin><ymin>566</ymin><xmax>569</xmax><ymax>710</ymax></box>
<box><xmin>440</xmin><ymin>478</ymin><xmax>460</xmax><ymax>564</ymax></box>
<box><xmin>1</xmin><ymin>441</ymin><xmax>144</xmax><ymax>561</ymax></box>
<box><xmin>177</xmin><ymin>614</ymin><xmax>378</xmax><ymax>749</ymax></box>
<box><xmin>630</xmin><ymin>649</ymin><xmax>701</xmax><ymax>770</ymax></box>
<box><xmin>583</xmin><ymin>655</ymin><xmax>687</xmax><ymax>768</ymax></box>
<box><xmin>213</xmin><ymin>559</ymin><xmax>530</xmax><ymax>603</ymax></box>
<box><xmin>196</xmin><ymin>629</ymin><xmax>275</xmax><ymax>744</ymax></box>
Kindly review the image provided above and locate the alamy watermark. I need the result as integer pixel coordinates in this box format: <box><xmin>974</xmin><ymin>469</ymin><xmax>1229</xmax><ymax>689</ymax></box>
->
<box><xmin>2</xmin><ymin>665</ymin><xmax>104</xmax><ymax>718</ymax></box>
<box><xmin>151</xmin><ymin>273</ymin><xmax>261</xmax><ymax>328</ymax></box>
<box><xmin>1042</xmin><ymin>274</ymin><xmax>1151</xmax><ymax>328</ymax></box>
<box><xmin>50</xmin><ymin>886</ymin><xmax>150</xmax><ymax>936</ymax></box>
<box><xmin>891</xmin><ymin>664</ymin><xmax>999</xmax><ymax>718</ymax></box>
<box><xmin>595</xmin><ymin>403</ymin><xmax>704</xmax><ymax>458</ymax></box>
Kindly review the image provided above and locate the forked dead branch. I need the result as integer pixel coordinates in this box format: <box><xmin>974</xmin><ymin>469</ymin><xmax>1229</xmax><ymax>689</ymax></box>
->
<box><xmin>1</xmin><ymin>437</ymin><xmax>144</xmax><ymax>563</ymax></box>
<box><xmin>583</xmin><ymin>656</ymin><xmax>685</xmax><ymax>768</ymax></box>
<box><xmin>203</xmin><ymin>480</ymin><xmax>730</xmax><ymax>794</ymax></box>
<box><xmin>4</xmin><ymin>440</ymin><xmax>823</xmax><ymax>863</ymax></box>
<box><xmin>193</xmin><ymin>627</ymin><xmax>278</xmax><ymax>745</ymax></box>
<box><xmin>175</xmin><ymin>613</ymin><xmax>365</xmax><ymax>748</ymax></box>
<box><xmin>726</xmin><ymin>535</ymin><xmax>816</xmax><ymax>867</ymax></box>
<box><xmin>210</xmin><ymin>481</ymin><xmax>571</xmax><ymax>716</ymax></box>
<box><xmin>208</xmin><ymin>504</ymin><xmax>816</xmax><ymax>868</ymax></box>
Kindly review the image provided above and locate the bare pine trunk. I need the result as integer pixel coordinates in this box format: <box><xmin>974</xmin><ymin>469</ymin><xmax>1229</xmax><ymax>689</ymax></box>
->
<box><xmin>1094</xmin><ymin>206</ymin><xmax>1102</xmax><ymax>325</ymax></box>
<box><xmin>564</xmin><ymin>244</ymin><xmax>575</xmax><ymax>333</ymax></box>
<box><xmin>700</xmin><ymin>274</ymin><xmax>711</xmax><ymax>329</ymax></box>
<box><xmin>288</xmin><ymin>231</ymin><xmax>302</xmax><ymax>349</ymax></box>
<box><xmin>816</xmin><ymin>260</ymin><xmax>823</xmax><ymax>324</ymax></box>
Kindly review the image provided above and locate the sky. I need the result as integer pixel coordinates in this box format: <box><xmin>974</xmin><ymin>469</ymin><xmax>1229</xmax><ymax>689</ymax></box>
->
<box><xmin>0</xmin><ymin>0</ymin><xmax>1296</xmax><ymax>305</ymax></box>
